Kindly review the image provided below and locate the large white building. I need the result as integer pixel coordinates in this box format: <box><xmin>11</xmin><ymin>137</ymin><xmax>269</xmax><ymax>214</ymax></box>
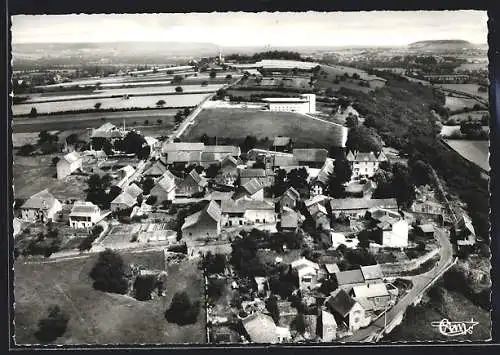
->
<box><xmin>262</xmin><ymin>94</ymin><xmax>316</xmax><ymax>114</ymax></box>
<box><xmin>69</xmin><ymin>201</ymin><xmax>102</xmax><ymax>229</ymax></box>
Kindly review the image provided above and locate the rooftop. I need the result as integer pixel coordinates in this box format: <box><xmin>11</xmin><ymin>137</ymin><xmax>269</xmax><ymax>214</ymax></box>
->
<box><xmin>241</xmin><ymin>312</ymin><xmax>278</xmax><ymax>344</ymax></box>
<box><xmin>181</xmin><ymin>201</ymin><xmax>222</xmax><ymax>230</ymax></box>
<box><xmin>360</xmin><ymin>264</ymin><xmax>384</xmax><ymax>281</ymax></box>
<box><xmin>221</xmin><ymin>199</ymin><xmax>274</xmax><ymax>214</ymax></box>
<box><xmin>61</xmin><ymin>151</ymin><xmax>82</xmax><ymax>164</ymax></box>
<box><xmin>262</xmin><ymin>97</ymin><xmax>308</xmax><ymax>103</ymax></box>
<box><xmin>330</xmin><ymin>198</ymin><xmax>398</xmax><ymax>211</ymax></box>
<box><xmin>352</xmin><ymin>283</ymin><xmax>389</xmax><ymax>299</ymax></box>
<box><xmin>293</xmin><ymin>148</ymin><xmax>329</xmax><ymax>163</ymax></box>
<box><xmin>21</xmin><ymin>189</ymin><xmax>59</xmax><ymax>210</ymax></box>
<box><xmin>335</xmin><ymin>269</ymin><xmax>365</xmax><ymax>286</ymax></box>
<box><xmin>325</xmin><ymin>288</ymin><xmax>357</xmax><ymax>318</ymax></box>
<box><xmin>273</xmin><ymin>136</ymin><xmax>292</xmax><ymax>147</ymax></box>
<box><xmin>69</xmin><ymin>201</ymin><xmax>100</xmax><ymax>216</ymax></box>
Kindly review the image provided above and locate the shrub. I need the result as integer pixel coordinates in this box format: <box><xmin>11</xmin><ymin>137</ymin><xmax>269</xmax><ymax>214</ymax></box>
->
<box><xmin>165</xmin><ymin>291</ymin><xmax>200</xmax><ymax>325</ymax></box>
<box><xmin>133</xmin><ymin>274</ymin><xmax>158</xmax><ymax>301</ymax></box>
<box><xmin>34</xmin><ymin>305</ymin><xmax>69</xmax><ymax>343</ymax></box>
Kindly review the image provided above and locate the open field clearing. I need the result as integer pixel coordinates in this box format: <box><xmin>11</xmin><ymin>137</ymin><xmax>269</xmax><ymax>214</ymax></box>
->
<box><xmin>13</xmin><ymin>110</ymin><xmax>178</xmax><ymax>134</ymax></box>
<box><xmin>383</xmin><ymin>291</ymin><xmax>491</xmax><ymax>342</ymax></box>
<box><xmin>14</xmin><ymin>253</ymin><xmax>206</xmax><ymax>344</ymax></box>
<box><xmin>182</xmin><ymin>108</ymin><xmax>347</xmax><ymax>148</ymax></box>
<box><xmin>444</xmin><ymin>139</ymin><xmax>489</xmax><ymax>172</ymax></box>
<box><xmin>23</xmin><ymin>84</ymin><xmax>224</xmax><ymax>104</ymax></box>
<box><xmin>13</xmin><ymin>93</ymin><xmax>211</xmax><ymax>116</ymax></box>
<box><xmin>13</xmin><ymin>154</ymin><xmax>88</xmax><ymax>201</ymax></box>
<box><xmin>436</xmin><ymin>84</ymin><xmax>488</xmax><ymax>100</ymax></box>
<box><xmin>455</xmin><ymin>62</ymin><xmax>488</xmax><ymax>72</ymax></box>
<box><xmin>444</xmin><ymin>96</ymin><xmax>483</xmax><ymax>111</ymax></box>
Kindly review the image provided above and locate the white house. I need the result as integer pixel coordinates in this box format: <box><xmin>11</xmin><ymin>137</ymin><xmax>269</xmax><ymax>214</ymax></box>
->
<box><xmin>221</xmin><ymin>199</ymin><xmax>276</xmax><ymax>227</ymax></box>
<box><xmin>346</xmin><ymin>151</ymin><xmax>387</xmax><ymax>179</ymax></box>
<box><xmin>57</xmin><ymin>151</ymin><xmax>83</xmax><ymax>179</ymax></box>
<box><xmin>20</xmin><ymin>189</ymin><xmax>62</xmax><ymax>223</ymax></box>
<box><xmin>69</xmin><ymin>201</ymin><xmax>102</xmax><ymax>229</ymax></box>
<box><xmin>325</xmin><ymin>288</ymin><xmax>371</xmax><ymax>333</ymax></box>
<box><xmin>232</xmin><ymin>178</ymin><xmax>264</xmax><ymax>201</ymax></box>
<box><xmin>291</xmin><ymin>257</ymin><xmax>320</xmax><ymax>290</ymax></box>
<box><xmin>368</xmin><ymin>208</ymin><xmax>409</xmax><ymax>248</ymax></box>
<box><xmin>262</xmin><ymin>94</ymin><xmax>316</xmax><ymax>114</ymax></box>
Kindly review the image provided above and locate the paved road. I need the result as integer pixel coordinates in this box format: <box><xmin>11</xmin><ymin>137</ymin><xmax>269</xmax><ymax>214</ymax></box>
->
<box><xmin>344</xmin><ymin>227</ymin><xmax>455</xmax><ymax>342</ymax></box>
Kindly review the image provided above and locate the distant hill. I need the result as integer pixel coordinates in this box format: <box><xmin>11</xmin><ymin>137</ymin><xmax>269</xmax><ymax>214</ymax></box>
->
<box><xmin>408</xmin><ymin>40</ymin><xmax>476</xmax><ymax>51</ymax></box>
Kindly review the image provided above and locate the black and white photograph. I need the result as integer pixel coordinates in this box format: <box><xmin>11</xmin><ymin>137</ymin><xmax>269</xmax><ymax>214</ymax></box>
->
<box><xmin>10</xmin><ymin>10</ymin><xmax>491</xmax><ymax>345</ymax></box>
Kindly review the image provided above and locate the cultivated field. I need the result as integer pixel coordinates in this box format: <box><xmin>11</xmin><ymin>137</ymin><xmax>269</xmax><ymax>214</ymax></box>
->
<box><xmin>182</xmin><ymin>108</ymin><xmax>347</xmax><ymax>148</ymax></box>
<box><xmin>13</xmin><ymin>154</ymin><xmax>88</xmax><ymax>201</ymax></box>
<box><xmin>436</xmin><ymin>84</ymin><xmax>488</xmax><ymax>100</ymax></box>
<box><xmin>13</xmin><ymin>110</ymin><xmax>178</xmax><ymax>134</ymax></box>
<box><xmin>13</xmin><ymin>93</ymin><xmax>211</xmax><ymax>116</ymax></box>
<box><xmin>445</xmin><ymin>139</ymin><xmax>489</xmax><ymax>172</ymax></box>
<box><xmin>14</xmin><ymin>252</ymin><xmax>206</xmax><ymax>344</ymax></box>
<box><xmin>444</xmin><ymin>96</ymin><xmax>482</xmax><ymax>112</ymax></box>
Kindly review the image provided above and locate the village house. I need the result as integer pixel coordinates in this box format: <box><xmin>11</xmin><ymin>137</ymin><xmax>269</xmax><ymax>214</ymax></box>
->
<box><xmin>124</xmin><ymin>183</ymin><xmax>143</xmax><ymax>200</ymax></box>
<box><xmin>149</xmin><ymin>171</ymin><xmax>178</xmax><ymax>204</ymax></box>
<box><xmin>200</xmin><ymin>146</ymin><xmax>241</xmax><ymax>168</ymax></box>
<box><xmin>232</xmin><ymin>178</ymin><xmax>264</xmax><ymax>201</ymax></box>
<box><xmin>215</xmin><ymin>155</ymin><xmax>239</xmax><ymax>186</ymax></box>
<box><xmin>290</xmin><ymin>257</ymin><xmax>320</xmax><ymax>290</ymax></box>
<box><xmin>239</xmin><ymin>168</ymin><xmax>275</xmax><ymax>187</ymax></box>
<box><xmin>161</xmin><ymin>142</ymin><xmax>205</xmax><ymax>167</ymax></box>
<box><xmin>367</xmin><ymin>208</ymin><xmax>409</xmax><ymax>248</ymax></box>
<box><xmin>91</xmin><ymin>122</ymin><xmax>124</xmax><ymax>140</ymax></box>
<box><xmin>176</xmin><ymin>169</ymin><xmax>208</xmax><ymax>197</ymax></box>
<box><xmin>253</xmin><ymin>276</ymin><xmax>270</xmax><ymax>297</ymax></box>
<box><xmin>330</xmin><ymin>198</ymin><xmax>398</xmax><ymax>220</ymax></box>
<box><xmin>360</xmin><ymin>264</ymin><xmax>384</xmax><ymax>285</ymax></box>
<box><xmin>325</xmin><ymin>288</ymin><xmax>370</xmax><ymax>333</ymax></box>
<box><xmin>272</xmin><ymin>136</ymin><xmax>294</xmax><ymax>153</ymax></box>
<box><xmin>241</xmin><ymin>312</ymin><xmax>279</xmax><ymax>344</ymax></box>
<box><xmin>181</xmin><ymin>201</ymin><xmax>222</xmax><ymax>251</ymax></box>
<box><xmin>319</xmin><ymin>309</ymin><xmax>338</xmax><ymax>342</ymax></box>
<box><xmin>346</xmin><ymin>151</ymin><xmax>387</xmax><ymax>180</ymax></box>
<box><xmin>115</xmin><ymin>165</ymin><xmax>136</xmax><ymax>188</ymax></box>
<box><xmin>279</xmin><ymin>208</ymin><xmax>301</xmax><ymax>233</ymax></box>
<box><xmin>56</xmin><ymin>151</ymin><xmax>83</xmax><ymax>180</ymax></box>
<box><xmin>143</xmin><ymin>160</ymin><xmax>168</xmax><ymax>178</ymax></box>
<box><xmin>334</xmin><ymin>269</ymin><xmax>366</xmax><ymax>292</ymax></box>
<box><xmin>320</xmin><ymin>263</ymin><xmax>340</xmax><ymax>280</ymax></box>
<box><xmin>350</xmin><ymin>283</ymin><xmax>393</xmax><ymax>313</ymax></box>
<box><xmin>279</xmin><ymin>187</ymin><xmax>301</xmax><ymax>212</ymax></box>
<box><xmin>68</xmin><ymin>201</ymin><xmax>102</xmax><ymax>229</ymax></box>
<box><xmin>20</xmin><ymin>189</ymin><xmax>63</xmax><ymax>223</ymax></box>
<box><xmin>310</xmin><ymin>158</ymin><xmax>334</xmax><ymax>196</ymax></box>
<box><xmin>208</xmin><ymin>190</ymin><xmax>235</xmax><ymax>205</ymax></box>
<box><xmin>292</xmin><ymin>148</ymin><xmax>329</xmax><ymax>168</ymax></box>
<box><xmin>221</xmin><ymin>199</ymin><xmax>276</xmax><ymax>227</ymax></box>
<box><xmin>110</xmin><ymin>190</ymin><xmax>137</xmax><ymax>212</ymax></box>
<box><xmin>416</xmin><ymin>224</ymin><xmax>435</xmax><ymax>238</ymax></box>
<box><xmin>453</xmin><ymin>214</ymin><xmax>477</xmax><ymax>248</ymax></box>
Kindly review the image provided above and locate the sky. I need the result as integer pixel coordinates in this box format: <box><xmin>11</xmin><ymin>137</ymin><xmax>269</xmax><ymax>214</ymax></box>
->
<box><xmin>11</xmin><ymin>11</ymin><xmax>488</xmax><ymax>47</ymax></box>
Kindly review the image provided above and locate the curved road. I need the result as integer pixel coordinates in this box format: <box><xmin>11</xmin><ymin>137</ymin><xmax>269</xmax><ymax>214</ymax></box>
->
<box><xmin>344</xmin><ymin>227</ymin><xmax>454</xmax><ymax>343</ymax></box>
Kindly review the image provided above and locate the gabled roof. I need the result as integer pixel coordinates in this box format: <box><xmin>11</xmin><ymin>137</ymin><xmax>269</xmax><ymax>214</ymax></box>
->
<box><xmin>124</xmin><ymin>183</ymin><xmax>143</xmax><ymax>199</ymax></box>
<box><xmin>203</xmin><ymin>145</ymin><xmax>241</xmax><ymax>156</ymax></box>
<box><xmin>325</xmin><ymin>289</ymin><xmax>357</xmax><ymax>318</ymax></box>
<box><xmin>308</xmin><ymin>203</ymin><xmax>328</xmax><ymax>217</ymax></box>
<box><xmin>221</xmin><ymin>155</ymin><xmax>238</xmax><ymax>168</ymax></box>
<box><xmin>330</xmin><ymin>198</ymin><xmax>398</xmax><ymax>211</ymax></box>
<box><xmin>418</xmin><ymin>224</ymin><xmax>435</xmax><ymax>233</ymax></box>
<box><xmin>293</xmin><ymin>149</ymin><xmax>329</xmax><ymax>163</ymax></box>
<box><xmin>281</xmin><ymin>209</ymin><xmax>299</xmax><ymax>229</ymax></box>
<box><xmin>324</xmin><ymin>263</ymin><xmax>340</xmax><ymax>274</ymax></box>
<box><xmin>273</xmin><ymin>155</ymin><xmax>299</xmax><ymax>167</ymax></box>
<box><xmin>316</xmin><ymin>158</ymin><xmax>335</xmax><ymax>185</ymax></box>
<box><xmin>321</xmin><ymin>310</ymin><xmax>338</xmax><ymax>328</ymax></box>
<box><xmin>97</xmin><ymin>122</ymin><xmax>117</xmax><ymax>132</ymax></box>
<box><xmin>154</xmin><ymin>173</ymin><xmax>176</xmax><ymax>193</ymax></box>
<box><xmin>242</xmin><ymin>178</ymin><xmax>264</xmax><ymax>195</ymax></box>
<box><xmin>291</xmin><ymin>257</ymin><xmax>320</xmax><ymax>271</ymax></box>
<box><xmin>282</xmin><ymin>187</ymin><xmax>300</xmax><ymax>201</ymax></box>
<box><xmin>273</xmin><ymin>136</ymin><xmax>292</xmax><ymax>147</ymax></box>
<box><xmin>335</xmin><ymin>269</ymin><xmax>365</xmax><ymax>286</ymax></box>
<box><xmin>239</xmin><ymin>168</ymin><xmax>267</xmax><ymax>178</ymax></box>
<box><xmin>241</xmin><ymin>312</ymin><xmax>278</xmax><ymax>344</ymax></box>
<box><xmin>221</xmin><ymin>199</ymin><xmax>274</xmax><ymax>214</ymax></box>
<box><xmin>181</xmin><ymin>200</ymin><xmax>222</xmax><ymax>230</ymax></box>
<box><xmin>360</xmin><ymin>264</ymin><xmax>384</xmax><ymax>281</ymax></box>
<box><xmin>143</xmin><ymin>161</ymin><xmax>168</xmax><ymax>176</ymax></box>
<box><xmin>208</xmin><ymin>190</ymin><xmax>234</xmax><ymax>201</ymax></box>
<box><xmin>61</xmin><ymin>151</ymin><xmax>82</xmax><ymax>164</ymax></box>
<box><xmin>352</xmin><ymin>283</ymin><xmax>389</xmax><ymax>299</ymax></box>
<box><xmin>346</xmin><ymin>151</ymin><xmax>387</xmax><ymax>162</ymax></box>
<box><xmin>119</xmin><ymin>165</ymin><xmax>136</xmax><ymax>177</ymax></box>
<box><xmin>69</xmin><ymin>201</ymin><xmax>100</xmax><ymax>216</ymax></box>
<box><xmin>458</xmin><ymin>214</ymin><xmax>475</xmax><ymax>235</ymax></box>
<box><xmin>187</xmin><ymin>169</ymin><xmax>208</xmax><ymax>187</ymax></box>
<box><xmin>162</xmin><ymin>142</ymin><xmax>205</xmax><ymax>153</ymax></box>
<box><xmin>165</xmin><ymin>151</ymin><xmax>202</xmax><ymax>164</ymax></box>
<box><xmin>111</xmin><ymin>191</ymin><xmax>137</xmax><ymax>207</ymax></box>
<box><xmin>305</xmin><ymin>194</ymin><xmax>330</xmax><ymax>208</ymax></box>
<box><xmin>21</xmin><ymin>189</ymin><xmax>59</xmax><ymax>210</ymax></box>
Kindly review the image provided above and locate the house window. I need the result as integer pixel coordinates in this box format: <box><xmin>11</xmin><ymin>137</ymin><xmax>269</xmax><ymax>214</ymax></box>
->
<box><xmin>189</xmin><ymin>232</ymin><xmax>192</xmax><ymax>236</ymax></box>
<box><xmin>239</xmin><ymin>220</ymin><xmax>243</xmax><ymax>226</ymax></box>
<box><xmin>256</xmin><ymin>219</ymin><xmax>260</xmax><ymax>223</ymax></box>
<box><xmin>263</xmin><ymin>219</ymin><xmax>266</xmax><ymax>223</ymax></box>
<box><xmin>302</xmin><ymin>277</ymin><xmax>312</xmax><ymax>283</ymax></box>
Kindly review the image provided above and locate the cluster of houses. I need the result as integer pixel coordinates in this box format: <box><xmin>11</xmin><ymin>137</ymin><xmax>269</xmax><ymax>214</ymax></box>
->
<box><xmin>221</xmin><ymin>258</ymin><xmax>399</xmax><ymax>343</ymax></box>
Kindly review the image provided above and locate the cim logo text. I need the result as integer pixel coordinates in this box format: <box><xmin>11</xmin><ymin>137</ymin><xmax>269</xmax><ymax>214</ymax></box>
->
<box><xmin>431</xmin><ymin>318</ymin><xmax>479</xmax><ymax>337</ymax></box>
